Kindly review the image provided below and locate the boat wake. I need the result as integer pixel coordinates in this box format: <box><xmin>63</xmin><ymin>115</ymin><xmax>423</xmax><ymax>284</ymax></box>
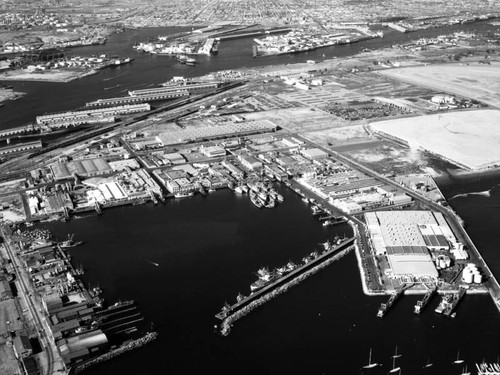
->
<box><xmin>104</xmin><ymin>84</ymin><xmax>121</xmax><ymax>90</ymax></box>
<box><xmin>450</xmin><ymin>190</ymin><xmax>491</xmax><ymax>200</ymax></box>
<box><xmin>147</xmin><ymin>260</ymin><xmax>159</xmax><ymax>267</ymax></box>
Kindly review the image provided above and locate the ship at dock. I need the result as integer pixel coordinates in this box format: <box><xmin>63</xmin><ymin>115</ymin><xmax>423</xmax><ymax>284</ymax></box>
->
<box><xmin>247</xmin><ymin>180</ymin><xmax>283</xmax><ymax>209</ymax></box>
<box><xmin>249</xmin><ymin>190</ymin><xmax>264</xmax><ymax>208</ymax></box>
<box><xmin>59</xmin><ymin>233</ymin><xmax>83</xmax><ymax>249</ymax></box>
<box><xmin>435</xmin><ymin>287</ymin><xmax>466</xmax><ymax>316</ymax></box>
<box><xmin>176</xmin><ymin>54</ymin><xmax>196</xmax><ymax>65</ymax></box>
<box><xmin>248</xmin><ymin>238</ymin><xmax>348</xmax><ymax>293</ymax></box>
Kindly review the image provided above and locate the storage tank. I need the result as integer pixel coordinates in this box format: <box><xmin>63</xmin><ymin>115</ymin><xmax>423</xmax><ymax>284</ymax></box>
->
<box><xmin>462</xmin><ymin>270</ymin><xmax>473</xmax><ymax>284</ymax></box>
<box><xmin>439</xmin><ymin>258</ymin><xmax>446</xmax><ymax>269</ymax></box>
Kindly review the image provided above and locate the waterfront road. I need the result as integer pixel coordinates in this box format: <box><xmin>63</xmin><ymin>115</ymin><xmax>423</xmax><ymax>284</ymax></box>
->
<box><xmin>0</xmin><ymin>226</ymin><xmax>66</xmax><ymax>375</ymax></box>
<box><xmin>286</xmin><ymin>130</ymin><xmax>500</xmax><ymax>307</ymax></box>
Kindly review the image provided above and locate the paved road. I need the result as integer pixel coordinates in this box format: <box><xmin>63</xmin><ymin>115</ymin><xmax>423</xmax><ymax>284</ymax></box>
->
<box><xmin>283</xmin><ymin>129</ymin><xmax>500</xmax><ymax>307</ymax></box>
<box><xmin>0</xmin><ymin>226</ymin><xmax>60</xmax><ymax>375</ymax></box>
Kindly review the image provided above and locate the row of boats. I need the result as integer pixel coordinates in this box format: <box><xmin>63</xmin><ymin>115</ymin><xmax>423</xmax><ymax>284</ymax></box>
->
<box><xmin>362</xmin><ymin>347</ymin><xmax>472</xmax><ymax>374</ymax></box>
<box><xmin>248</xmin><ymin>236</ymin><xmax>347</xmax><ymax>293</ymax></box>
<box><xmin>220</xmin><ymin>235</ymin><xmax>348</xmax><ymax>313</ymax></box>
<box><xmin>235</xmin><ymin>180</ymin><xmax>284</xmax><ymax>209</ymax></box>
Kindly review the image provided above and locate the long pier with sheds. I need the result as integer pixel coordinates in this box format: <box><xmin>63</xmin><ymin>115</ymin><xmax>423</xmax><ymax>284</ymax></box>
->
<box><xmin>414</xmin><ymin>284</ymin><xmax>437</xmax><ymax>314</ymax></box>
<box><xmin>377</xmin><ymin>283</ymin><xmax>409</xmax><ymax>318</ymax></box>
<box><xmin>215</xmin><ymin>237</ymin><xmax>355</xmax><ymax>330</ymax></box>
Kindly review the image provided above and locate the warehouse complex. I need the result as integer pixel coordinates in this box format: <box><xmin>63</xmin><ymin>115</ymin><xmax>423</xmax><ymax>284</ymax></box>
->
<box><xmin>364</xmin><ymin>211</ymin><xmax>461</xmax><ymax>279</ymax></box>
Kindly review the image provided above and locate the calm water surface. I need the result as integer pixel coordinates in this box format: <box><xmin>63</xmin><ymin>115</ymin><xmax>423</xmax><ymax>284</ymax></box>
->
<box><xmin>39</xmin><ymin>182</ymin><xmax>500</xmax><ymax>374</ymax></box>
<box><xmin>7</xmin><ymin>20</ymin><xmax>500</xmax><ymax>374</ymax></box>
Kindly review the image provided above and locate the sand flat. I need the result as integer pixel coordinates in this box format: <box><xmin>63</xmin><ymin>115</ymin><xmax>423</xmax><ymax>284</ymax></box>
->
<box><xmin>371</xmin><ymin>110</ymin><xmax>500</xmax><ymax>170</ymax></box>
<box><xmin>378</xmin><ymin>62</ymin><xmax>500</xmax><ymax>108</ymax></box>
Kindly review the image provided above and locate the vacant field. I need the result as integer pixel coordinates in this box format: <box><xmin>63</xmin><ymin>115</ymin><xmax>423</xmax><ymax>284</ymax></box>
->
<box><xmin>303</xmin><ymin>125</ymin><xmax>372</xmax><ymax>147</ymax></box>
<box><xmin>378</xmin><ymin>62</ymin><xmax>500</xmax><ymax>108</ymax></box>
<box><xmin>0</xmin><ymin>299</ymin><xmax>23</xmax><ymax>336</ymax></box>
<box><xmin>371</xmin><ymin>110</ymin><xmax>500</xmax><ymax>170</ymax></box>
<box><xmin>0</xmin><ymin>343</ymin><xmax>20</xmax><ymax>374</ymax></box>
<box><xmin>0</xmin><ymin>194</ymin><xmax>26</xmax><ymax>224</ymax></box>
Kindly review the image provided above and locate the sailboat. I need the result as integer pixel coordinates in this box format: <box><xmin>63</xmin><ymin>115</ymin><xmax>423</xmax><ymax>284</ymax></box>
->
<box><xmin>392</xmin><ymin>346</ymin><xmax>402</xmax><ymax>359</ymax></box>
<box><xmin>423</xmin><ymin>357</ymin><xmax>433</xmax><ymax>368</ymax></box>
<box><xmin>362</xmin><ymin>348</ymin><xmax>379</xmax><ymax>369</ymax></box>
<box><xmin>460</xmin><ymin>365</ymin><xmax>471</xmax><ymax>375</ymax></box>
<box><xmin>453</xmin><ymin>351</ymin><xmax>465</xmax><ymax>364</ymax></box>
<box><xmin>389</xmin><ymin>347</ymin><xmax>402</xmax><ymax>374</ymax></box>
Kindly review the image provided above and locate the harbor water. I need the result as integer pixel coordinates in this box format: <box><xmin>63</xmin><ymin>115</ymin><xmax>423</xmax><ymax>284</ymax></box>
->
<box><xmin>0</xmin><ymin>20</ymin><xmax>499</xmax><ymax>130</ymax></box>
<box><xmin>3</xmin><ymin>20</ymin><xmax>500</xmax><ymax>373</ymax></box>
<box><xmin>39</xmin><ymin>182</ymin><xmax>500</xmax><ymax>374</ymax></box>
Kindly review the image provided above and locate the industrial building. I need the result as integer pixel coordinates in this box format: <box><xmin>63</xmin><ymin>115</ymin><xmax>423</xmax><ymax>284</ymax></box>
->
<box><xmin>300</xmin><ymin>147</ymin><xmax>328</xmax><ymax>160</ymax></box>
<box><xmin>221</xmin><ymin>160</ymin><xmax>245</xmax><ymax>179</ymax></box>
<box><xmin>201</xmin><ymin>145</ymin><xmax>226</xmax><ymax>158</ymax></box>
<box><xmin>85</xmin><ymin>90</ymin><xmax>189</xmax><ymax>108</ymax></box>
<box><xmin>155</xmin><ymin>120</ymin><xmax>277</xmax><ymax>146</ymax></box>
<box><xmin>50</xmin><ymin>158</ymin><xmax>113</xmax><ymax>181</ymax></box>
<box><xmin>239</xmin><ymin>154</ymin><xmax>263</xmax><ymax>170</ymax></box>
<box><xmin>129</xmin><ymin>81</ymin><xmax>220</xmax><ymax>97</ymax></box>
<box><xmin>36</xmin><ymin>104</ymin><xmax>151</xmax><ymax>126</ymax></box>
<box><xmin>57</xmin><ymin>329</ymin><xmax>109</xmax><ymax>367</ymax></box>
<box><xmin>364</xmin><ymin>211</ymin><xmax>460</xmax><ymax>279</ymax></box>
<box><xmin>153</xmin><ymin>169</ymin><xmax>198</xmax><ymax>195</ymax></box>
<box><xmin>0</xmin><ymin>140</ymin><xmax>42</xmax><ymax>156</ymax></box>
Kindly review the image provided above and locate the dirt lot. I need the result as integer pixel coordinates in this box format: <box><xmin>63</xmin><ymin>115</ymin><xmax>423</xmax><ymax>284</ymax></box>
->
<box><xmin>371</xmin><ymin>109</ymin><xmax>500</xmax><ymax>170</ymax></box>
<box><xmin>0</xmin><ymin>299</ymin><xmax>23</xmax><ymax>336</ymax></box>
<box><xmin>0</xmin><ymin>343</ymin><xmax>20</xmax><ymax>374</ymax></box>
<box><xmin>344</xmin><ymin>142</ymin><xmax>456</xmax><ymax>177</ymax></box>
<box><xmin>378</xmin><ymin>62</ymin><xmax>500</xmax><ymax>108</ymax></box>
<box><xmin>302</xmin><ymin>125</ymin><xmax>372</xmax><ymax>147</ymax></box>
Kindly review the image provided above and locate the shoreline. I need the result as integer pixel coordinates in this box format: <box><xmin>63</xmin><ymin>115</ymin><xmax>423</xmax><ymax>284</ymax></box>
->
<box><xmin>435</xmin><ymin>166</ymin><xmax>500</xmax><ymax>185</ymax></box>
<box><xmin>0</xmin><ymin>68</ymin><xmax>99</xmax><ymax>83</ymax></box>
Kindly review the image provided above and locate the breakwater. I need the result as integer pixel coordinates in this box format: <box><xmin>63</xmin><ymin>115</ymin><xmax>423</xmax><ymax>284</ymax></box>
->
<box><xmin>72</xmin><ymin>331</ymin><xmax>159</xmax><ymax>374</ymax></box>
<box><xmin>218</xmin><ymin>245</ymin><xmax>354</xmax><ymax>336</ymax></box>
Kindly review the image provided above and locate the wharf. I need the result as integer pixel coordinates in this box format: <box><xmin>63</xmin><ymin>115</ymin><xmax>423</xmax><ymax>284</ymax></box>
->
<box><xmin>414</xmin><ymin>285</ymin><xmax>437</xmax><ymax>314</ymax></box>
<box><xmin>377</xmin><ymin>283</ymin><xmax>408</xmax><ymax>318</ymax></box>
<box><xmin>218</xmin><ymin>28</ymin><xmax>292</xmax><ymax>41</ymax></box>
<box><xmin>435</xmin><ymin>287</ymin><xmax>466</xmax><ymax>316</ymax></box>
<box><xmin>318</xmin><ymin>214</ymin><xmax>335</xmax><ymax>221</ymax></box>
<box><xmin>215</xmin><ymin>237</ymin><xmax>355</xmax><ymax>320</ymax></box>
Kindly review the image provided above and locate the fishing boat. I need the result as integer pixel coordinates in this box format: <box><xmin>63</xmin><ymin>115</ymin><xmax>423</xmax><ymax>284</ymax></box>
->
<box><xmin>362</xmin><ymin>348</ymin><xmax>379</xmax><ymax>369</ymax></box>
